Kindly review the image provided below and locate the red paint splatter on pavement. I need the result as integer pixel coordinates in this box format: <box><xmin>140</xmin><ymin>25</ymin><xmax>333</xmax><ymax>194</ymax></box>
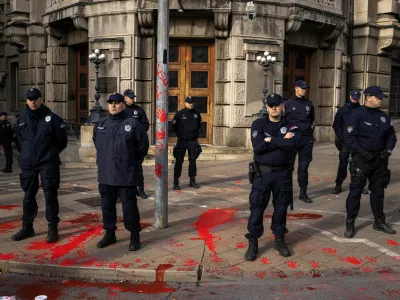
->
<box><xmin>382</xmin><ymin>290</ymin><xmax>400</xmax><ymax>297</ymax></box>
<box><xmin>236</xmin><ymin>242</ymin><xmax>246</xmax><ymax>249</ymax></box>
<box><xmin>393</xmin><ymin>256</ymin><xmax>400</xmax><ymax>261</ymax></box>
<box><xmin>121</xmin><ymin>263</ymin><xmax>132</xmax><ymax>268</ymax></box>
<box><xmin>94</xmin><ymin>261</ymin><xmax>108</xmax><ymax>267</ymax></box>
<box><xmin>174</xmin><ymin>243</ymin><xmax>184</xmax><ymax>247</ymax></box>
<box><xmin>273</xmin><ymin>272</ymin><xmax>288</xmax><ymax>279</ymax></box>
<box><xmin>192</xmin><ymin>208</ymin><xmax>237</xmax><ymax>255</ymax></box>
<box><xmin>108</xmin><ymin>290</ymin><xmax>118</xmax><ymax>298</ymax></box>
<box><xmin>340</xmin><ymin>256</ymin><xmax>363</xmax><ymax>265</ymax></box>
<box><xmin>359</xmin><ymin>287</ymin><xmax>368</xmax><ymax>291</ymax></box>
<box><xmin>16</xmin><ymin>283</ymin><xmax>63</xmax><ymax>300</ymax></box>
<box><xmin>210</xmin><ymin>254</ymin><xmax>223</xmax><ymax>262</ymax></box>
<box><xmin>230</xmin><ymin>266</ymin><xmax>241</xmax><ymax>272</ymax></box>
<box><xmin>260</xmin><ymin>257</ymin><xmax>271</xmax><ymax>265</ymax></box>
<box><xmin>0</xmin><ymin>253</ymin><xmax>19</xmax><ymax>260</ymax></box>
<box><xmin>255</xmin><ymin>271</ymin><xmax>268</xmax><ymax>279</ymax></box>
<box><xmin>65</xmin><ymin>212</ymin><xmax>100</xmax><ymax>224</ymax></box>
<box><xmin>377</xmin><ymin>268</ymin><xmax>393</xmax><ymax>274</ymax></box>
<box><xmin>321</xmin><ymin>248</ymin><xmax>337</xmax><ymax>255</ymax></box>
<box><xmin>156</xmin><ymin>264</ymin><xmax>173</xmax><ymax>282</ymax></box>
<box><xmin>365</xmin><ymin>256</ymin><xmax>377</xmax><ymax>263</ymax></box>
<box><xmin>155</xmin><ymin>164</ymin><xmax>163</xmax><ymax>178</ymax></box>
<box><xmin>140</xmin><ymin>222</ymin><xmax>152</xmax><ymax>229</ymax></box>
<box><xmin>167</xmin><ymin>258</ymin><xmax>176</xmax><ymax>264</ymax></box>
<box><xmin>306</xmin><ymin>287</ymin><xmax>316</xmax><ymax>290</ymax></box>
<box><xmin>139</xmin><ymin>264</ymin><xmax>150</xmax><ymax>269</ymax></box>
<box><xmin>0</xmin><ymin>219</ymin><xmax>20</xmax><ymax>233</ymax></box>
<box><xmin>26</xmin><ymin>239</ymin><xmax>56</xmax><ymax>251</ymax></box>
<box><xmin>76</xmin><ymin>292</ymin><xmax>89</xmax><ymax>299</ymax></box>
<box><xmin>230</xmin><ymin>187</ymin><xmax>238</xmax><ymax>190</ymax></box>
<box><xmin>109</xmin><ymin>262</ymin><xmax>121</xmax><ymax>269</ymax></box>
<box><xmin>361</xmin><ymin>266</ymin><xmax>373</xmax><ymax>273</ymax></box>
<box><xmin>311</xmin><ymin>270</ymin><xmax>321</xmax><ymax>278</ymax></box>
<box><xmin>265</xmin><ymin>213</ymin><xmax>322</xmax><ymax>220</ymax></box>
<box><xmin>184</xmin><ymin>258</ymin><xmax>199</xmax><ymax>267</ymax></box>
<box><xmin>310</xmin><ymin>261</ymin><xmax>320</xmax><ymax>268</ymax></box>
<box><xmin>287</xmin><ymin>261</ymin><xmax>300</xmax><ymax>268</ymax></box>
<box><xmin>135</xmin><ymin>259</ymin><xmax>142</xmax><ymax>263</ymax></box>
<box><xmin>0</xmin><ymin>205</ymin><xmax>21</xmax><ymax>211</ymax></box>
<box><xmin>387</xmin><ymin>239</ymin><xmax>399</xmax><ymax>246</ymax></box>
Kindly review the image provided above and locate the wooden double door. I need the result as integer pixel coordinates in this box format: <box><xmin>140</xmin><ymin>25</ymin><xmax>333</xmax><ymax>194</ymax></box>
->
<box><xmin>167</xmin><ymin>41</ymin><xmax>214</xmax><ymax>144</ymax></box>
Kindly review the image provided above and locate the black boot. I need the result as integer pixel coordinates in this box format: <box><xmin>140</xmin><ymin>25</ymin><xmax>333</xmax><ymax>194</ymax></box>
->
<box><xmin>244</xmin><ymin>238</ymin><xmax>258</xmax><ymax>261</ymax></box>
<box><xmin>373</xmin><ymin>216</ymin><xmax>396</xmax><ymax>234</ymax></box>
<box><xmin>137</xmin><ymin>186</ymin><xmax>148</xmax><ymax>199</ymax></box>
<box><xmin>97</xmin><ymin>229</ymin><xmax>117</xmax><ymax>248</ymax></box>
<box><xmin>332</xmin><ymin>183</ymin><xmax>342</xmax><ymax>194</ymax></box>
<box><xmin>11</xmin><ymin>223</ymin><xmax>35</xmax><ymax>241</ymax></box>
<box><xmin>299</xmin><ymin>187</ymin><xmax>312</xmax><ymax>203</ymax></box>
<box><xmin>344</xmin><ymin>218</ymin><xmax>355</xmax><ymax>238</ymax></box>
<box><xmin>46</xmin><ymin>223</ymin><xmax>59</xmax><ymax>243</ymax></box>
<box><xmin>129</xmin><ymin>231</ymin><xmax>140</xmax><ymax>251</ymax></box>
<box><xmin>173</xmin><ymin>177</ymin><xmax>180</xmax><ymax>190</ymax></box>
<box><xmin>362</xmin><ymin>187</ymin><xmax>369</xmax><ymax>194</ymax></box>
<box><xmin>2</xmin><ymin>168</ymin><xmax>12</xmax><ymax>173</ymax></box>
<box><xmin>274</xmin><ymin>236</ymin><xmax>291</xmax><ymax>257</ymax></box>
<box><xmin>189</xmin><ymin>177</ymin><xmax>200</xmax><ymax>188</ymax></box>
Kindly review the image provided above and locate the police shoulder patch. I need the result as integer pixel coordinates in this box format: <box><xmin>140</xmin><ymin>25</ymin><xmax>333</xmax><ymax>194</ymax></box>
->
<box><xmin>347</xmin><ymin>126</ymin><xmax>353</xmax><ymax>133</ymax></box>
<box><xmin>60</xmin><ymin>123</ymin><xmax>65</xmax><ymax>128</ymax></box>
<box><xmin>280</xmin><ymin>127</ymin><xmax>287</xmax><ymax>134</ymax></box>
<box><xmin>125</xmin><ymin>125</ymin><xmax>132</xmax><ymax>132</ymax></box>
<box><xmin>252</xmin><ymin>130</ymin><xmax>258</xmax><ymax>138</ymax></box>
<box><xmin>194</xmin><ymin>114</ymin><xmax>198</xmax><ymax>118</ymax></box>
<box><xmin>134</xmin><ymin>110</ymin><xmax>138</xmax><ymax>115</ymax></box>
<box><xmin>306</xmin><ymin>106</ymin><xmax>310</xmax><ymax>111</ymax></box>
<box><xmin>45</xmin><ymin>116</ymin><xmax>51</xmax><ymax>122</ymax></box>
<box><xmin>381</xmin><ymin>116</ymin><xmax>386</xmax><ymax>123</ymax></box>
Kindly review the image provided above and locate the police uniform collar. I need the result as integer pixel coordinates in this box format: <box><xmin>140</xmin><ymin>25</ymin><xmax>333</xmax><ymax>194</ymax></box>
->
<box><xmin>294</xmin><ymin>96</ymin><xmax>306</xmax><ymax>101</ymax></box>
<box><xmin>110</xmin><ymin>109</ymin><xmax>127</xmax><ymax>120</ymax></box>
<box><xmin>126</xmin><ymin>103</ymin><xmax>137</xmax><ymax>108</ymax></box>
<box><xmin>347</xmin><ymin>101</ymin><xmax>360</xmax><ymax>108</ymax></box>
<box><xmin>364</xmin><ymin>105</ymin><xmax>379</xmax><ymax>111</ymax></box>
<box><xmin>27</xmin><ymin>104</ymin><xmax>48</xmax><ymax>117</ymax></box>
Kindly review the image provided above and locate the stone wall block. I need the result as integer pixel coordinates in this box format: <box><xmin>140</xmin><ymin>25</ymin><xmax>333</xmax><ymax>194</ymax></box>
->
<box><xmin>234</xmin><ymin>60</ymin><xmax>245</xmax><ymax>81</ymax></box>
<box><xmin>120</xmin><ymin>58</ymin><xmax>131</xmax><ymax>80</ymax></box>
<box><xmin>52</xmin><ymin>65</ymin><xmax>67</xmax><ymax>83</ymax></box>
<box><xmin>377</xmin><ymin>56</ymin><xmax>391</xmax><ymax>74</ymax></box>
<box><xmin>352</xmin><ymin>55</ymin><xmax>365</xmax><ymax>72</ymax></box>
<box><xmin>234</xmin><ymin>82</ymin><xmax>245</xmax><ymax>104</ymax></box>
<box><xmin>135</xmin><ymin>81</ymin><xmax>152</xmax><ymax>103</ymax></box>
<box><xmin>367</xmin><ymin>55</ymin><xmax>377</xmax><ymax>72</ymax></box>
<box><xmin>52</xmin><ymin>47</ymin><xmax>67</xmax><ymax>65</ymax></box>
<box><xmin>121</xmin><ymin>36</ymin><xmax>132</xmax><ymax>58</ymax></box>
<box><xmin>216</xmin><ymin>38</ymin><xmax>230</xmax><ymax>59</ymax></box>
<box><xmin>135</xmin><ymin>59</ymin><xmax>152</xmax><ymax>81</ymax></box>
<box><xmin>135</xmin><ymin>36</ymin><xmax>153</xmax><ymax>59</ymax></box>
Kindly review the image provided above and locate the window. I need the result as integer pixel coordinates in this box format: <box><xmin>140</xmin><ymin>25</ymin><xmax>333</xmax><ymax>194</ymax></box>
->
<box><xmin>389</xmin><ymin>66</ymin><xmax>400</xmax><ymax>118</ymax></box>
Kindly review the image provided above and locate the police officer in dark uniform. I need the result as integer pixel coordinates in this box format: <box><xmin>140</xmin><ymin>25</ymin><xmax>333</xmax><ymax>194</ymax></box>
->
<box><xmin>332</xmin><ymin>90</ymin><xmax>365</xmax><ymax>194</ymax></box>
<box><xmin>93</xmin><ymin>93</ymin><xmax>149</xmax><ymax>251</ymax></box>
<box><xmin>0</xmin><ymin>112</ymin><xmax>14</xmax><ymax>173</ymax></box>
<box><xmin>172</xmin><ymin>96</ymin><xmax>202</xmax><ymax>190</ymax></box>
<box><xmin>284</xmin><ymin>80</ymin><xmax>315</xmax><ymax>203</ymax></box>
<box><xmin>343</xmin><ymin>86</ymin><xmax>397</xmax><ymax>238</ymax></box>
<box><xmin>245</xmin><ymin>94</ymin><xmax>298</xmax><ymax>261</ymax></box>
<box><xmin>12</xmin><ymin>88</ymin><xmax>68</xmax><ymax>243</ymax></box>
<box><xmin>123</xmin><ymin>89</ymin><xmax>150</xmax><ymax>199</ymax></box>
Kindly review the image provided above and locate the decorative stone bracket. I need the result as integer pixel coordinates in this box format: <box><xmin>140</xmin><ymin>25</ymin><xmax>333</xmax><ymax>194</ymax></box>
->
<box><xmin>377</xmin><ymin>27</ymin><xmax>400</xmax><ymax>56</ymax></box>
<box><xmin>4</xmin><ymin>26</ymin><xmax>28</xmax><ymax>52</ymax></box>
<box><xmin>214</xmin><ymin>10</ymin><xmax>230</xmax><ymax>39</ymax></box>
<box><xmin>90</xmin><ymin>38</ymin><xmax>124</xmax><ymax>59</ymax></box>
<box><xmin>138</xmin><ymin>10</ymin><xmax>155</xmax><ymax>37</ymax></box>
<box><xmin>43</xmin><ymin>24</ymin><xmax>68</xmax><ymax>46</ymax></box>
<box><xmin>319</xmin><ymin>25</ymin><xmax>344</xmax><ymax>49</ymax></box>
<box><xmin>285</xmin><ymin>15</ymin><xmax>305</xmax><ymax>33</ymax></box>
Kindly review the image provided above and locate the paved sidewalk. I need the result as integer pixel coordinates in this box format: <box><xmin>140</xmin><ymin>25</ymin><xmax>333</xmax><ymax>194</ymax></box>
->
<box><xmin>0</xmin><ymin>143</ymin><xmax>399</xmax><ymax>284</ymax></box>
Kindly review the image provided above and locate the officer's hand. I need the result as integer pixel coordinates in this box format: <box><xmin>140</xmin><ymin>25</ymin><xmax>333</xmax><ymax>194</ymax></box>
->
<box><xmin>363</xmin><ymin>152</ymin><xmax>374</xmax><ymax>162</ymax></box>
<box><xmin>380</xmin><ymin>150</ymin><xmax>391</xmax><ymax>161</ymax></box>
<box><xmin>264</xmin><ymin>137</ymin><xmax>272</xmax><ymax>143</ymax></box>
<box><xmin>284</xmin><ymin>132</ymin><xmax>295</xmax><ymax>139</ymax></box>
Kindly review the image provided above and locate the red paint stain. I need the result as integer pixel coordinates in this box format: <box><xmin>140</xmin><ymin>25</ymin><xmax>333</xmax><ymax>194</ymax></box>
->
<box><xmin>121</xmin><ymin>263</ymin><xmax>132</xmax><ymax>268</ymax></box>
<box><xmin>140</xmin><ymin>222</ymin><xmax>152</xmax><ymax>229</ymax></box>
<box><xmin>156</xmin><ymin>263</ymin><xmax>173</xmax><ymax>281</ymax></box>
<box><xmin>184</xmin><ymin>258</ymin><xmax>199</xmax><ymax>267</ymax></box>
<box><xmin>321</xmin><ymin>248</ymin><xmax>337</xmax><ymax>255</ymax></box>
<box><xmin>174</xmin><ymin>243</ymin><xmax>184</xmax><ymax>247</ymax></box>
<box><xmin>135</xmin><ymin>258</ymin><xmax>142</xmax><ymax>263</ymax></box>
<box><xmin>255</xmin><ymin>271</ymin><xmax>267</xmax><ymax>279</ymax></box>
<box><xmin>393</xmin><ymin>256</ymin><xmax>400</xmax><ymax>261</ymax></box>
<box><xmin>94</xmin><ymin>261</ymin><xmax>108</xmax><ymax>267</ymax></box>
<box><xmin>210</xmin><ymin>254</ymin><xmax>223</xmax><ymax>262</ymax></box>
<box><xmin>192</xmin><ymin>208</ymin><xmax>237</xmax><ymax>255</ymax></box>
<box><xmin>236</xmin><ymin>242</ymin><xmax>246</xmax><ymax>249</ymax></box>
<box><xmin>109</xmin><ymin>262</ymin><xmax>121</xmax><ymax>269</ymax></box>
<box><xmin>359</xmin><ymin>287</ymin><xmax>368</xmax><ymax>291</ymax></box>
<box><xmin>381</xmin><ymin>289</ymin><xmax>400</xmax><ymax>297</ymax></box>
<box><xmin>265</xmin><ymin>213</ymin><xmax>322</xmax><ymax>220</ymax></box>
<box><xmin>16</xmin><ymin>283</ymin><xmax>63</xmax><ymax>300</ymax></box>
<box><xmin>0</xmin><ymin>219</ymin><xmax>20</xmax><ymax>233</ymax></box>
<box><xmin>0</xmin><ymin>253</ymin><xmax>19</xmax><ymax>260</ymax></box>
<box><xmin>340</xmin><ymin>256</ymin><xmax>363</xmax><ymax>265</ymax></box>
<box><xmin>230</xmin><ymin>266</ymin><xmax>241</xmax><ymax>272</ymax></box>
<box><xmin>260</xmin><ymin>256</ymin><xmax>271</xmax><ymax>265</ymax></box>
<box><xmin>155</xmin><ymin>164</ymin><xmax>163</xmax><ymax>178</ymax></box>
<box><xmin>365</xmin><ymin>256</ymin><xmax>377</xmax><ymax>263</ymax></box>
<box><xmin>229</xmin><ymin>187</ymin><xmax>238</xmax><ymax>190</ymax></box>
<box><xmin>0</xmin><ymin>204</ymin><xmax>21</xmax><ymax>211</ymax></box>
<box><xmin>311</xmin><ymin>270</ymin><xmax>321</xmax><ymax>278</ymax></box>
<box><xmin>139</xmin><ymin>263</ymin><xmax>150</xmax><ymax>269</ymax></box>
<box><xmin>167</xmin><ymin>258</ymin><xmax>177</xmax><ymax>264</ymax></box>
<box><xmin>76</xmin><ymin>292</ymin><xmax>89</xmax><ymax>299</ymax></box>
<box><xmin>361</xmin><ymin>266</ymin><xmax>373</xmax><ymax>273</ymax></box>
<box><xmin>287</xmin><ymin>261</ymin><xmax>300</xmax><ymax>268</ymax></box>
<box><xmin>274</xmin><ymin>272</ymin><xmax>288</xmax><ymax>279</ymax></box>
<box><xmin>234</xmin><ymin>181</ymin><xmax>242</xmax><ymax>184</ymax></box>
<box><xmin>108</xmin><ymin>290</ymin><xmax>118</xmax><ymax>298</ymax></box>
<box><xmin>306</xmin><ymin>287</ymin><xmax>316</xmax><ymax>290</ymax></box>
<box><xmin>310</xmin><ymin>260</ymin><xmax>320</xmax><ymax>268</ymax></box>
<box><xmin>26</xmin><ymin>239</ymin><xmax>56</xmax><ymax>251</ymax></box>
<box><xmin>377</xmin><ymin>268</ymin><xmax>392</xmax><ymax>274</ymax></box>
<box><xmin>387</xmin><ymin>239</ymin><xmax>399</xmax><ymax>246</ymax></box>
<box><xmin>65</xmin><ymin>212</ymin><xmax>100</xmax><ymax>224</ymax></box>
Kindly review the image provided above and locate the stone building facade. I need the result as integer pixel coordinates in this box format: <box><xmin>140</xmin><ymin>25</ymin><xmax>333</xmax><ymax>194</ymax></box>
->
<box><xmin>0</xmin><ymin>0</ymin><xmax>399</xmax><ymax>148</ymax></box>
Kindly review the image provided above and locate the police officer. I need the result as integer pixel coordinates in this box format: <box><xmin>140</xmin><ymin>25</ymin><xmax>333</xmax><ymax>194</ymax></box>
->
<box><xmin>123</xmin><ymin>89</ymin><xmax>150</xmax><ymax>199</ymax></box>
<box><xmin>284</xmin><ymin>80</ymin><xmax>315</xmax><ymax>203</ymax></box>
<box><xmin>12</xmin><ymin>88</ymin><xmax>68</xmax><ymax>243</ymax></box>
<box><xmin>343</xmin><ymin>86</ymin><xmax>397</xmax><ymax>238</ymax></box>
<box><xmin>245</xmin><ymin>94</ymin><xmax>298</xmax><ymax>261</ymax></box>
<box><xmin>172</xmin><ymin>96</ymin><xmax>202</xmax><ymax>190</ymax></box>
<box><xmin>0</xmin><ymin>112</ymin><xmax>14</xmax><ymax>173</ymax></box>
<box><xmin>332</xmin><ymin>90</ymin><xmax>366</xmax><ymax>194</ymax></box>
<box><xmin>93</xmin><ymin>93</ymin><xmax>149</xmax><ymax>251</ymax></box>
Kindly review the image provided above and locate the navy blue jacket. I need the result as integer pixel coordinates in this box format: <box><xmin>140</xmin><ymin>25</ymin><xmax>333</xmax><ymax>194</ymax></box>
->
<box><xmin>283</xmin><ymin>96</ymin><xmax>315</xmax><ymax>136</ymax></box>
<box><xmin>16</xmin><ymin>105</ymin><xmax>67</xmax><ymax>169</ymax></box>
<box><xmin>93</xmin><ymin>110</ymin><xmax>149</xmax><ymax>186</ymax></box>
<box><xmin>344</xmin><ymin>106</ymin><xmax>397</xmax><ymax>155</ymax></box>
<box><xmin>0</xmin><ymin>120</ymin><xmax>14</xmax><ymax>144</ymax></box>
<box><xmin>332</xmin><ymin>101</ymin><xmax>360</xmax><ymax>140</ymax></box>
<box><xmin>172</xmin><ymin>108</ymin><xmax>202</xmax><ymax>141</ymax></box>
<box><xmin>125</xmin><ymin>104</ymin><xmax>149</xmax><ymax>132</ymax></box>
<box><xmin>251</xmin><ymin>117</ymin><xmax>298</xmax><ymax>167</ymax></box>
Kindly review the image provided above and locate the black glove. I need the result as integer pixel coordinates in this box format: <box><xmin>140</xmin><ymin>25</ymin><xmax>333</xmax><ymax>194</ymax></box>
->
<box><xmin>363</xmin><ymin>152</ymin><xmax>374</xmax><ymax>162</ymax></box>
<box><xmin>380</xmin><ymin>150</ymin><xmax>391</xmax><ymax>161</ymax></box>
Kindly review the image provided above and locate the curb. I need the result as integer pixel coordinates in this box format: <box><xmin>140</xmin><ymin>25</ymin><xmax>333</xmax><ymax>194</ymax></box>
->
<box><xmin>0</xmin><ymin>260</ymin><xmax>200</xmax><ymax>283</ymax></box>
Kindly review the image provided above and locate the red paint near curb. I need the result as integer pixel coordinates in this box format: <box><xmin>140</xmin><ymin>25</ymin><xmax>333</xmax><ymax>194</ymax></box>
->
<box><xmin>0</xmin><ymin>253</ymin><xmax>19</xmax><ymax>260</ymax></box>
<box><xmin>236</xmin><ymin>242</ymin><xmax>245</xmax><ymax>249</ymax></box>
<box><xmin>0</xmin><ymin>219</ymin><xmax>20</xmax><ymax>233</ymax></box>
<box><xmin>65</xmin><ymin>213</ymin><xmax>100</xmax><ymax>224</ymax></box>
<box><xmin>310</xmin><ymin>261</ymin><xmax>320</xmax><ymax>268</ymax></box>
<box><xmin>0</xmin><ymin>205</ymin><xmax>21</xmax><ymax>211</ymax></box>
<box><xmin>340</xmin><ymin>256</ymin><xmax>363</xmax><ymax>265</ymax></box>
<box><xmin>260</xmin><ymin>257</ymin><xmax>271</xmax><ymax>265</ymax></box>
<box><xmin>287</xmin><ymin>261</ymin><xmax>300</xmax><ymax>268</ymax></box>
<box><xmin>387</xmin><ymin>239</ymin><xmax>399</xmax><ymax>246</ymax></box>
<box><xmin>192</xmin><ymin>208</ymin><xmax>237</xmax><ymax>255</ymax></box>
<box><xmin>321</xmin><ymin>248</ymin><xmax>337</xmax><ymax>255</ymax></box>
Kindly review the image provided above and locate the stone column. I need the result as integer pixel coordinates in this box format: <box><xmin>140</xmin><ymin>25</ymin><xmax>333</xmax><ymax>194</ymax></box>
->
<box><xmin>27</xmin><ymin>25</ymin><xmax>46</xmax><ymax>97</ymax></box>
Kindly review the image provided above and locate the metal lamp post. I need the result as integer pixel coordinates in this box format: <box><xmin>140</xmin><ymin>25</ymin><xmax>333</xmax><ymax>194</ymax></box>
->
<box><xmin>87</xmin><ymin>49</ymin><xmax>107</xmax><ymax>123</ymax></box>
<box><xmin>256</xmin><ymin>51</ymin><xmax>277</xmax><ymax>118</ymax></box>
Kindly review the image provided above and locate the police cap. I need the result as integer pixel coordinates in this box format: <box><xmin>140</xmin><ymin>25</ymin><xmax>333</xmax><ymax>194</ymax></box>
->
<box><xmin>185</xmin><ymin>96</ymin><xmax>194</xmax><ymax>103</ymax></box>
<box><xmin>363</xmin><ymin>86</ymin><xmax>387</xmax><ymax>100</ymax></box>
<box><xmin>0</xmin><ymin>112</ymin><xmax>7</xmax><ymax>117</ymax></box>
<box><xmin>123</xmin><ymin>89</ymin><xmax>136</xmax><ymax>99</ymax></box>
<box><xmin>350</xmin><ymin>89</ymin><xmax>361</xmax><ymax>100</ymax></box>
<box><xmin>26</xmin><ymin>88</ymin><xmax>42</xmax><ymax>99</ymax></box>
<box><xmin>295</xmin><ymin>80</ymin><xmax>309</xmax><ymax>89</ymax></box>
<box><xmin>107</xmin><ymin>93</ymin><xmax>125</xmax><ymax>103</ymax></box>
<box><xmin>266</xmin><ymin>93</ymin><xmax>283</xmax><ymax>106</ymax></box>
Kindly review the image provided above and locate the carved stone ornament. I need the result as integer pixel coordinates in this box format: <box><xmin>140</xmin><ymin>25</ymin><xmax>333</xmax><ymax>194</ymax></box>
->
<box><xmin>138</xmin><ymin>10</ymin><xmax>155</xmax><ymax>37</ymax></box>
<box><xmin>4</xmin><ymin>26</ymin><xmax>28</xmax><ymax>52</ymax></box>
<box><xmin>285</xmin><ymin>15</ymin><xmax>305</xmax><ymax>33</ymax></box>
<box><xmin>72</xmin><ymin>15</ymin><xmax>88</xmax><ymax>31</ymax></box>
<box><xmin>377</xmin><ymin>28</ymin><xmax>400</xmax><ymax>56</ymax></box>
<box><xmin>44</xmin><ymin>24</ymin><xmax>68</xmax><ymax>46</ymax></box>
<box><xmin>319</xmin><ymin>25</ymin><xmax>344</xmax><ymax>49</ymax></box>
<box><xmin>214</xmin><ymin>11</ymin><xmax>230</xmax><ymax>39</ymax></box>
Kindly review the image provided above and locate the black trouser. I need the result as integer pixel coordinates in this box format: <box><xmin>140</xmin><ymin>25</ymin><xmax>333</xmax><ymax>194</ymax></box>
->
<box><xmin>336</xmin><ymin>147</ymin><xmax>350</xmax><ymax>184</ymax></box>
<box><xmin>173</xmin><ymin>139</ymin><xmax>200</xmax><ymax>178</ymax></box>
<box><xmin>346</xmin><ymin>157</ymin><xmax>387</xmax><ymax>220</ymax></box>
<box><xmin>20</xmin><ymin>164</ymin><xmax>60</xmax><ymax>224</ymax></box>
<box><xmin>2</xmin><ymin>140</ymin><xmax>13</xmax><ymax>169</ymax></box>
<box><xmin>292</xmin><ymin>136</ymin><xmax>314</xmax><ymax>188</ymax></box>
<box><xmin>138</xmin><ymin>159</ymin><xmax>144</xmax><ymax>186</ymax></box>
<box><xmin>99</xmin><ymin>184</ymin><xmax>141</xmax><ymax>232</ymax></box>
<box><xmin>246</xmin><ymin>169</ymin><xmax>292</xmax><ymax>238</ymax></box>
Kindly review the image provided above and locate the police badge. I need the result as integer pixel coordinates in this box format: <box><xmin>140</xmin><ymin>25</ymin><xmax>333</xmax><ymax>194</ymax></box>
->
<box><xmin>134</xmin><ymin>110</ymin><xmax>138</xmax><ymax>115</ymax></box>
<box><xmin>381</xmin><ymin>117</ymin><xmax>386</xmax><ymax>123</ymax></box>
<box><xmin>252</xmin><ymin>130</ymin><xmax>258</xmax><ymax>138</ymax></box>
<box><xmin>280</xmin><ymin>127</ymin><xmax>287</xmax><ymax>134</ymax></box>
<box><xmin>347</xmin><ymin>126</ymin><xmax>353</xmax><ymax>133</ymax></box>
<box><xmin>45</xmin><ymin>116</ymin><xmax>51</xmax><ymax>122</ymax></box>
<box><xmin>194</xmin><ymin>114</ymin><xmax>198</xmax><ymax>118</ymax></box>
<box><xmin>306</xmin><ymin>106</ymin><xmax>310</xmax><ymax>111</ymax></box>
<box><xmin>125</xmin><ymin>125</ymin><xmax>132</xmax><ymax>132</ymax></box>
